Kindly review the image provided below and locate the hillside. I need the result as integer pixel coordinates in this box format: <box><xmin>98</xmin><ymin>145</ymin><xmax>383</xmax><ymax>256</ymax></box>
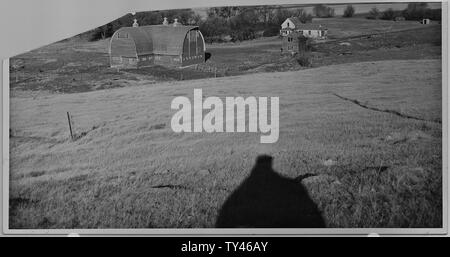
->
<box><xmin>10</xmin><ymin>18</ymin><xmax>441</xmax><ymax>94</ymax></box>
<box><xmin>9</xmin><ymin>59</ymin><xmax>442</xmax><ymax>228</ymax></box>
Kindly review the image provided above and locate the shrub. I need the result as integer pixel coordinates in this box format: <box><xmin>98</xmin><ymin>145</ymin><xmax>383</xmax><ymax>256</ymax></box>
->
<box><xmin>296</xmin><ymin>52</ymin><xmax>312</xmax><ymax>67</ymax></box>
<box><xmin>381</xmin><ymin>8</ymin><xmax>396</xmax><ymax>20</ymax></box>
<box><xmin>402</xmin><ymin>3</ymin><xmax>441</xmax><ymax>21</ymax></box>
<box><xmin>366</xmin><ymin>7</ymin><xmax>380</xmax><ymax>20</ymax></box>
<box><xmin>230</xmin><ymin>28</ymin><xmax>256</xmax><ymax>42</ymax></box>
<box><xmin>294</xmin><ymin>9</ymin><xmax>314</xmax><ymax>23</ymax></box>
<box><xmin>343</xmin><ymin>5</ymin><xmax>355</xmax><ymax>18</ymax></box>
<box><xmin>313</xmin><ymin>4</ymin><xmax>335</xmax><ymax>18</ymax></box>
<box><xmin>263</xmin><ymin>26</ymin><xmax>280</xmax><ymax>37</ymax></box>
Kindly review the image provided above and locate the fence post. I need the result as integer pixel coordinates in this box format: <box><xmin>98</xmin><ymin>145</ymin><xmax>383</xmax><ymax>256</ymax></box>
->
<box><xmin>67</xmin><ymin>112</ymin><xmax>74</xmax><ymax>140</ymax></box>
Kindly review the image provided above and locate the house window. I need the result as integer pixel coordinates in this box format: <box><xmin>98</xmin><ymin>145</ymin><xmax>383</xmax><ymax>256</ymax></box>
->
<box><xmin>287</xmin><ymin>22</ymin><xmax>290</xmax><ymax>27</ymax></box>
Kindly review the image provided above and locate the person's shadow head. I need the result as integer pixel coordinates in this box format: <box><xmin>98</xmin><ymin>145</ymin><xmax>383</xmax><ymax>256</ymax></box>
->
<box><xmin>216</xmin><ymin>155</ymin><xmax>325</xmax><ymax>228</ymax></box>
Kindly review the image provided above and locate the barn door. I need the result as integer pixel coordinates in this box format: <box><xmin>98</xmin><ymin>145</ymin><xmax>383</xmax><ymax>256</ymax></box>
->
<box><xmin>189</xmin><ymin>30</ymin><xmax>197</xmax><ymax>57</ymax></box>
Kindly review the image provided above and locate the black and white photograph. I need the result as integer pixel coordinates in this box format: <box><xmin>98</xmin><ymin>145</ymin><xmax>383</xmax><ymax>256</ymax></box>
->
<box><xmin>4</xmin><ymin>0</ymin><xmax>446</xmax><ymax>231</ymax></box>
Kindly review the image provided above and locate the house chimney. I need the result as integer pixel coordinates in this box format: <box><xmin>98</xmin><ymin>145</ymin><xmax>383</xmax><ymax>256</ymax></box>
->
<box><xmin>132</xmin><ymin>18</ymin><xmax>139</xmax><ymax>27</ymax></box>
<box><xmin>173</xmin><ymin>18</ymin><xmax>180</xmax><ymax>26</ymax></box>
<box><xmin>163</xmin><ymin>17</ymin><xmax>169</xmax><ymax>25</ymax></box>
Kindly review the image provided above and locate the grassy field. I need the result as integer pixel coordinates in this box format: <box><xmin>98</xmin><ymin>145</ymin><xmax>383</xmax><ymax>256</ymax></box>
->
<box><xmin>312</xmin><ymin>17</ymin><xmax>436</xmax><ymax>39</ymax></box>
<box><xmin>9</xmin><ymin>17</ymin><xmax>441</xmax><ymax>94</ymax></box>
<box><xmin>9</xmin><ymin>59</ymin><xmax>442</xmax><ymax>228</ymax></box>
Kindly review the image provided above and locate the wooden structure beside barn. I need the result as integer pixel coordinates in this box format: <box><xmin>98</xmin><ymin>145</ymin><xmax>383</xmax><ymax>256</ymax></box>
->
<box><xmin>109</xmin><ymin>18</ymin><xmax>206</xmax><ymax>69</ymax></box>
<box><xmin>281</xmin><ymin>31</ymin><xmax>308</xmax><ymax>54</ymax></box>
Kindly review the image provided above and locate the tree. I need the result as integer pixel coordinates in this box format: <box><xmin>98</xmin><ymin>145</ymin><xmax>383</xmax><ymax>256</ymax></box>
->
<box><xmin>313</xmin><ymin>4</ymin><xmax>335</xmax><ymax>18</ymax></box>
<box><xmin>271</xmin><ymin>8</ymin><xmax>293</xmax><ymax>25</ymax></box>
<box><xmin>188</xmin><ymin>14</ymin><xmax>203</xmax><ymax>25</ymax></box>
<box><xmin>381</xmin><ymin>8</ymin><xmax>396</xmax><ymax>20</ymax></box>
<box><xmin>233</xmin><ymin>7</ymin><xmax>259</xmax><ymax>27</ymax></box>
<box><xmin>198</xmin><ymin>16</ymin><xmax>230</xmax><ymax>42</ymax></box>
<box><xmin>343</xmin><ymin>5</ymin><xmax>355</xmax><ymax>18</ymax></box>
<box><xmin>207</xmin><ymin>6</ymin><xmax>240</xmax><ymax>20</ymax></box>
<box><xmin>402</xmin><ymin>2</ymin><xmax>433</xmax><ymax>20</ymax></box>
<box><xmin>367</xmin><ymin>7</ymin><xmax>380</xmax><ymax>19</ymax></box>
<box><xmin>293</xmin><ymin>9</ymin><xmax>313</xmax><ymax>23</ymax></box>
<box><xmin>256</xmin><ymin>5</ymin><xmax>273</xmax><ymax>25</ymax></box>
<box><xmin>91</xmin><ymin>22</ymin><xmax>114</xmax><ymax>41</ymax></box>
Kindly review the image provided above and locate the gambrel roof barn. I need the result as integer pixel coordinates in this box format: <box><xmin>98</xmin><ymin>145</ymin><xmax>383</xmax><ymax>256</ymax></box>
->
<box><xmin>109</xmin><ymin>19</ymin><xmax>206</xmax><ymax>69</ymax></box>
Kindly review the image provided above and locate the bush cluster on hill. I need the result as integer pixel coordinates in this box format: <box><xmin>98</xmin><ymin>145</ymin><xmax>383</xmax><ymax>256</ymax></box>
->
<box><xmin>90</xmin><ymin>9</ymin><xmax>200</xmax><ymax>41</ymax></box>
<box><xmin>88</xmin><ymin>6</ymin><xmax>317</xmax><ymax>43</ymax></box>
<box><xmin>199</xmin><ymin>7</ymin><xmax>313</xmax><ymax>43</ymax></box>
<box><xmin>313</xmin><ymin>4</ymin><xmax>335</xmax><ymax>18</ymax></box>
<box><xmin>343</xmin><ymin>5</ymin><xmax>355</xmax><ymax>18</ymax></box>
<box><xmin>366</xmin><ymin>3</ymin><xmax>441</xmax><ymax>21</ymax></box>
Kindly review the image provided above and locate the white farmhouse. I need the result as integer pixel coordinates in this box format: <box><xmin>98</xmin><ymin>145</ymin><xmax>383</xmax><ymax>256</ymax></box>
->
<box><xmin>280</xmin><ymin>17</ymin><xmax>328</xmax><ymax>39</ymax></box>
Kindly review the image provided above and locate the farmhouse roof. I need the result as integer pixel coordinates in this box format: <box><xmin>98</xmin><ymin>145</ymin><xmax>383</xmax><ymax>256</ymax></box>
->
<box><xmin>112</xmin><ymin>25</ymin><xmax>199</xmax><ymax>56</ymax></box>
<box><xmin>287</xmin><ymin>17</ymin><xmax>304</xmax><ymax>28</ymax></box>
<box><xmin>285</xmin><ymin>17</ymin><xmax>327</xmax><ymax>31</ymax></box>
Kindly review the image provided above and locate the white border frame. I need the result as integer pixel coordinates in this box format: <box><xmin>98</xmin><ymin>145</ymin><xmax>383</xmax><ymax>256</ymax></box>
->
<box><xmin>2</xmin><ymin>1</ymin><xmax>449</xmax><ymax>236</ymax></box>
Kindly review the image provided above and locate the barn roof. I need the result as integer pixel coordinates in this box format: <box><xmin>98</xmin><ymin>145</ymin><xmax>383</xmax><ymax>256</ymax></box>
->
<box><xmin>113</xmin><ymin>25</ymin><xmax>199</xmax><ymax>56</ymax></box>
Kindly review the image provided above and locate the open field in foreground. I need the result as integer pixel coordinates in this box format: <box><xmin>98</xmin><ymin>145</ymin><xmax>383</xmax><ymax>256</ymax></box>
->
<box><xmin>9</xmin><ymin>59</ymin><xmax>442</xmax><ymax>228</ymax></box>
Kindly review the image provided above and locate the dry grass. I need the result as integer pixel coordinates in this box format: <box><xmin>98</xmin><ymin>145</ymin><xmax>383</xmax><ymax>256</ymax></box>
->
<box><xmin>313</xmin><ymin>17</ymin><xmax>434</xmax><ymax>39</ymax></box>
<box><xmin>9</xmin><ymin>59</ymin><xmax>442</xmax><ymax>228</ymax></box>
<box><xmin>9</xmin><ymin>18</ymin><xmax>441</xmax><ymax>95</ymax></box>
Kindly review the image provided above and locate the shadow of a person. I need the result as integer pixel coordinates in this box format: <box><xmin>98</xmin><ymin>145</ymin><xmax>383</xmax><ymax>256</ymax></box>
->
<box><xmin>216</xmin><ymin>155</ymin><xmax>325</xmax><ymax>228</ymax></box>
